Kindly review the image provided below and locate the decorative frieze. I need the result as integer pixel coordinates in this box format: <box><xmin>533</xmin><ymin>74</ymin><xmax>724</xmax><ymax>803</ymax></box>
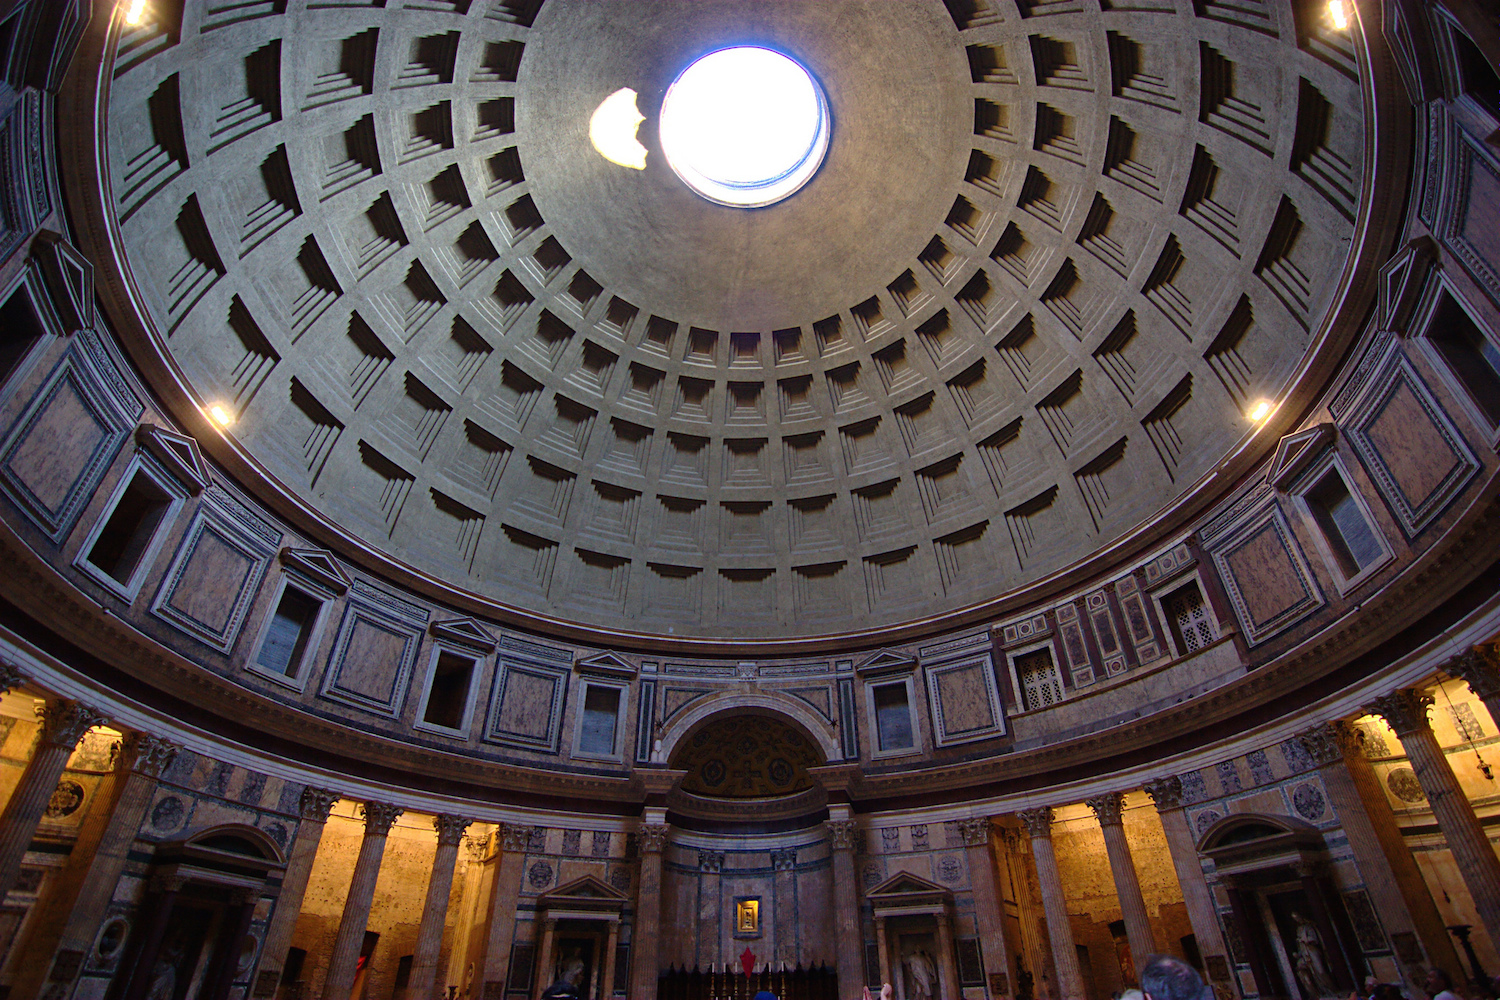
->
<box><xmin>123</xmin><ymin>733</ymin><xmax>181</xmax><ymax>778</ymax></box>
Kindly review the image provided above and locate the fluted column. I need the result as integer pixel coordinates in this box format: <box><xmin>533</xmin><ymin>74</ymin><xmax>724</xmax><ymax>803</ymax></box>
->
<box><xmin>533</xmin><ymin>917</ymin><xmax>558</xmax><ymax>1000</ymax></box>
<box><xmin>599</xmin><ymin>919</ymin><xmax>621</xmax><ymax>999</ymax></box>
<box><xmin>697</xmin><ymin>848</ymin><xmax>725</xmax><ymax>968</ymax></box>
<box><xmin>0</xmin><ymin>699</ymin><xmax>105</xmax><ymax>901</ymax></box>
<box><xmin>1087</xmin><ymin>792</ymin><xmax>1157</xmax><ymax>975</ymax></box>
<box><xmin>1018</xmin><ymin>808</ymin><xmax>1085</xmax><ymax>1000</ymax></box>
<box><xmin>827</xmin><ymin>818</ymin><xmax>866</xmax><ymax>994</ymax></box>
<box><xmin>998</xmin><ymin>826</ymin><xmax>1054</xmax><ymax>997</ymax></box>
<box><xmin>630</xmin><ymin>822</ymin><xmax>669</xmax><ymax>1000</ymax></box>
<box><xmin>406</xmin><ymin>814</ymin><xmax>473</xmax><ymax>1000</ymax></box>
<box><xmin>480</xmin><ymin>823</ymin><xmax>531</xmax><ymax>994</ymax></box>
<box><xmin>1448</xmin><ymin>646</ymin><xmax>1500</xmax><ymax>735</ymax></box>
<box><xmin>959</xmin><ymin>817</ymin><xmax>1015</xmax><ymax>996</ymax></box>
<box><xmin>13</xmin><ymin>732</ymin><xmax>180</xmax><ymax>1000</ymax></box>
<box><xmin>256</xmin><ymin>786</ymin><xmax>338</xmax><ymax>998</ymax></box>
<box><xmin>322</xmin><ymin>801</ymin><xmax>404</xmax><ymax>1000</ymax></box>
<box><xmin>1142</xmin><ymin>777</ymin><xmax>1237</xmax><ymax>997</ymax></box>
<box><xmin>772</xmin><ymin>848</ymin><xmax>798</xmax><ymax>968</ymax></box>
<box><xmin>1296</xmin><ymin>721</ymin><xmax>1459</xmax><ymax>995</ymax></box>
<box><xmin>1371</xmin><ymin>689</ymin><xmax>1500</xmax><ymax>947</ymax></box>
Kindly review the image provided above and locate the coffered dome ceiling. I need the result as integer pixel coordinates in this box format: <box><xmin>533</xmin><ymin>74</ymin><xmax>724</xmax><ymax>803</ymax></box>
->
<box><xmin>94</xmin><ymin>0</ymin><xmax>1370</xmax><ymax>641</ymax></box>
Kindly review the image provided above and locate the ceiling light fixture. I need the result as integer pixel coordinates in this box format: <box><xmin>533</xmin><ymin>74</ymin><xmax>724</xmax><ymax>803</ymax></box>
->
<box><xmin>590</xmin><ymin>88</ymin><xmax>648</xmax><ymax>170</ymax></box>
<box><xmin>659</xmin><ymin>46</ymin><xmax>830</xmax><ymax>208</ymax></box>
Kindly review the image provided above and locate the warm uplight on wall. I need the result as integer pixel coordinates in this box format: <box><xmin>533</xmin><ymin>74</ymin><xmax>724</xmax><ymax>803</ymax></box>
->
<box><xmin>1327</xmin><ymin>0</ymin><xmax>1349</xmax><ymax>30</ymax></box>
<box><xmin>590</xmin><ymin>89</ymin><xmax>648</xmax><ymax>171</ymax></box>
<box><xmin>208</xmin><ymin>405</ymin><xmax>234</xmax><ymax>428</ymax></box>
<box><xmin>1248</xmin><ymin>400</ymin><xmax>1274</xmax><ymax>423</ymax></box>
<box><xmin>123</xmin><ymin>0</ymin><xmax>147</xmax><ymax>25</ymax></box>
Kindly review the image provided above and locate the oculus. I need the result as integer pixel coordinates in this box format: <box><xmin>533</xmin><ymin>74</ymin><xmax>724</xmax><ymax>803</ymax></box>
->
<box><xmin>659</xmin><ymin>46</ymin><xmax>830</xmax><ymax>208</ymax></box>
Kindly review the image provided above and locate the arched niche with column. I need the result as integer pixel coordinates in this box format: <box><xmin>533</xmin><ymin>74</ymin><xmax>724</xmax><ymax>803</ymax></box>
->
<box><xmin>1197</xmin><ymin>813</ymin><xmax>1366</xmax><ymax>1000</ymax></box>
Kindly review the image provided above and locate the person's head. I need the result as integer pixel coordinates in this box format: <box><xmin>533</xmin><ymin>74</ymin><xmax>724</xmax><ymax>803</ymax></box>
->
<box><xmin>1373</xmin><ymin>983</ymin><xmax>1405</xmax><ymax>1000</ymax></box>
<box><xmin>1364</xmin><ymin>975</ymin><xmax>1381</xmax><ymax>994</ymax></box>
<box><xmin>1141</xmin><ymin>955</ymin><xmax>1208</xmax><ymax>1000</ymax></box>
<box><xmin>1427</xmin><ymin>968</ymin><xmax>1453</xmax><ymax>994</ymax></box>
<box><xmin>1121</xmin><ymin>989</ymin><xmax>1146</xmax><ymax>1000</ymax></box>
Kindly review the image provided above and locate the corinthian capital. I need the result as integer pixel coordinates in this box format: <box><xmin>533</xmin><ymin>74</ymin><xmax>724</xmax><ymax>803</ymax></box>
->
<box><xmin>826</xmin><ymin>818</ymin><xmax>859</xmax><ymax>852</ymax></box>
<box><xmin>957</xmin><ymin>817</ymin><xmax>993</xmax><ymax>848</ymax></box>
<box><xmin>1295</xmin><ymin>721</ymin><xmax>1363</xmax><ymax>767</ymax></box>
<box><xmin>1086</xmin><ymin>791</ymin><xmax>1125</xmax><ymax>827</ymax></box>
<box><xmin>36</xmin><ymin>700</ymin><xmax>106</xmax><ymax>749</ymax></box>
<box><xmin>1017</xmin><ymin>807</ymin><xmax>1054</xmax><ymax>838</ymax></box>
<box><xmin>435</xmin><ymin>814</ymin><xmax>474</xmax><ymax>847</ymax></box>
<box><xmin>361</xmin><ymin>801</ymin><xmax>403</xmax><ymax>836</ymax></box>
<box><xmin>299</xmin><ymin>786</ymin><xmax>339</xmax><ymax>822</ymax></box>
<box><xmin>0</xmin><ymin>660</ymin><xmax>26</xmax><ymax>696</ymax></box>
<box><xmin>1142</xmin><ymin>776</ymin><xmax>1184</xmax><ymax>812</ymax></box>
<box><xmin>639</xmin><ymin>823</ymin><xmax>669</xmax><ymax>853</ymax></box>
<box><xmin>1448</xmin><ymin>648</ymin><xmax>1500</xmax><ymax>702</ymax></box>
<box><xmin>500</xmin><ymin>822</ymin><xmax>531</xmax><ymax>853</ymax></box>
<box><xmin>123</xmin><ymin>733</ymin><xmax>181</xmax><ymax>778</ymax></box>
<box><xmin>1369</xmin><ymin>689</ymin><xmax>1434</xmax><ymax>737</ymax></box>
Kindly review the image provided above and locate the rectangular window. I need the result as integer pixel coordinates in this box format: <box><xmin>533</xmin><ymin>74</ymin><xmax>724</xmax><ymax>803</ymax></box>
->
<box><xmin>85</xmin><ymin>469</ymin><xmax>173</xmax><ymax>586</ymax></box>
<box><xmin>1429</xmin><ymin>293</ymin><xmax>1500</xmax><ymax>425</ymax></box>
<box><xmin>422</xmin><ymin>652</ymin><xmax>476</xmax><ymax>730</ymax></box>
<box><xmin>1454</xmin><ymin>30</ymin><xmax>1500</xmax><ymax>109</ymax></box>
<box><xmin>257</xmin><ymin>586</ymin><xmax>321</xmax><ymax>678</ymax></box>
<box><xmin>1306</xmin><ymin>470</ymin><xmax>1383</xmax><ymax>577</ymax></box>
<box><xmin>578</xmin><ymin>684</ymin><xmax>621</xmax><ymax>755</ymax></box>
<box><xmin>873</xmin><ymin>682</ymin><xmax>914</xmax><ymax>751</ymax></box>
<box><xmin>1014</xmin><ymin>648</ymin><xmax>1063</xmax><ymax>711</ymax></box>
<box><xmin>0</xmin><ymin>283</ymin><xmax>46</xmax><ymax>390</ymax></box>
<box><xmin>1162</xmin><ymin>580</ymin><xmax>1216</xmax><ymax>655</ymax></box>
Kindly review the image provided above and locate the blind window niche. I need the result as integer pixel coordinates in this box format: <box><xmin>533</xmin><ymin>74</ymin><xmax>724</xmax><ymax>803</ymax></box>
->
<box><xmin>1162</xmin><ymin>579</ymin><xmax>1216</xmax><ymax>655</ymax></box>
<box><xmin>1305</xmin><ymin>469</ymin><xmax>1383</xmax><ymax>578</ymax></box>
<box><xmin>85</xmin><ymin>468</ymin><xmax>173</xmax><ymax>588</ymax></box>
<box><xmin>1429</xmin><ymin>293</ymin><xmax>1500</xmax><ymax>425</ymax></box>
<box><xmin>1014</xmin><ymin>647</ymin><xmax>1063</xmax><ymax>711</ymax></box>
<box><xmin>0</xmin><ymin>281</ymin><xmax>47</xmax><ymax>391</ymax></box>
<box><xmin>423</xmin><ymin>651</ymin><xmax>477</xmax><ymax>730</ymax></box>
<box><xmin>578</xmin><ymin>684</ymin><xmax>621</xmax><ymax>755</ymax></box>
<box><xmin>256</xmin><ymin>586</ymin><xmax>322</xmax><ymax>678</ymax></box>
<box><xmin>873</xmin><ymin>681</ymin><xmax>914</xmax><ymax>751</ymax></box>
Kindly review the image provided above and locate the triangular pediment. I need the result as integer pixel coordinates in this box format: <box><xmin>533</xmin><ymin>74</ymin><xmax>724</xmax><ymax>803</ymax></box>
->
<box><xmin>576</xmin><ymin>650</ymin><xmax>637</xmax><ymax>678</ymax></box>
<box><xmin>33</xmin><ymin>231</ymin><xmax>94</xmax><ymax>332</ymax></box>
<box><xmin>542</xmin><ymin>874</ymin><xmax>628</xmax><ymax>904</ymax></box>
<box><xmin>855</xmin><ymin>649</ymin><xmax>917</xmax><ymax>677</ymax></box>
<box><xmin>1378</xmin><ymin>236</ymin><xmax>1437</xmax><ymax>333</ymax></box>
<box><xmin>279</xmin><ymin>547</ymin><xmax>352</xmax><ymax>595</ymax></box>
<box><xmin>1268</xmin><ymin>423</ymin><xmax>1335</xmax><ymax>490</ymax></box>
<box><xmin>867</xmin><ymin>871</ymin><xmax>950</xmax><ymax>898</ymax></box>
<box><xmin>430</xmin><ymin>617</ymin><xmax>497</xmax><ymax>652</ymax></box>
<box><xmin>136</xmin><ymin>424</ymin><xmax>211</xmax><ymax>494</ymax></box>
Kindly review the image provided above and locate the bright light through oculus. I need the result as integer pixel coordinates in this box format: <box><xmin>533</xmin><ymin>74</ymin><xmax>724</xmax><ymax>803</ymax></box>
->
<box><xmin>124</xmin><ymin>0</ymin><xmax>146</xmax><ymax>24</ymax></box>
<box><xmin>659</xmin><ymin>46</ymin><xmax>830</xmax><ymax>208</ymax></box>
<box><xmin>590</xmin><ymin>88</ymin><xmax>648</xmax><ymax>170</ymax></box>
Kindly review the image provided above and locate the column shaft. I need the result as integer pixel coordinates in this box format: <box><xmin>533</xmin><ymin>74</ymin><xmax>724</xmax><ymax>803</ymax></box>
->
<box><xmin>0</xmin><ymin>701</ymin><xmax>104</xmax><ymax>901</ymax></box>
<box><xmin>13</xmin><ymin>733</ymin><xmax>179</xmax><ymax>1000</ymax></box>
<box><xmin>772</xmin><ymin>849</ymin><xmax>798</xmax><ymax>968</ymax></box>
<box><xmin>408</xmin><ymin>816</ymin><xmax>473</xmax><ymax>1000</ymax></box>
<box><xmin>532</xmin><ymin>919</ymin><xmax>558</xmax><ymax>1000</ymax></box>
<box><xmin>697</xmin><ymin>850</ymin><xmax>723</xmax><ymax>968</ymax></box>
<box><xmin>828</xmin><ymin>819</ymin><xmax>866</xmax><ymax>994</ymax></box>
<box><xmin>599</xmin><ymin>920</ymin><xmax>620</xmax><ymax>999</ymax></box>
<box><xmin>936</xmin><ymin>908</ymin><xmax>961</xmax><ymax>1000</ymax></box>
<box><xmin>480</xmin><ymin>824</ymin><xmax>530</xmax><ymax>995</ymax></box>
<box><xmin>959</xmin><ymin>817</ymin><xmax>1015</xmax><ymax>996</ymax></box>
<box><xmin>256</xmin><ymin>787</ymin><xmax>337</xmax><ymax>998</ymax></box>
<box><xmin>1144</xmin><ymin>778</ymin><xmax>1237</xmax><ymax>997</ymax></box>
<box><xmin>322</xmin><ymin>802</ymin><xmax>403</xmax><ymax>1000</ymax></box>
<box><xmin>1087</xmin><ymin>793</ymin><xmax>1157</xmax><ymax>974</ymax></box>
<box><xmin>1373</xmin><ymin>690</ymin><xmax>1500</xmax><ymax>948</ymax></box>
<box><xmin>630</xmin><ymin>824</ymin><xmax>668</xmax><ymax>1000</ymax></box>
<box><xmin>1019</xmin><ymin>809</ymin><xmax>1085</xmax><ymax>1000</ymax></box>
<box><xmin>1298</xmin><ymin>722</ymin><xmax>1459</xmax><ymax>994</ymax></box>
<box><xmin>875</xmin><ymin>917</ymin><xmax>892</xmax><ymax>989</ymax></box>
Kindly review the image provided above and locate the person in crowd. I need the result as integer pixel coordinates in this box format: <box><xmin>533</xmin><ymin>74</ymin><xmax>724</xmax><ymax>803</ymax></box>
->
<box><xmin>1141</xmin><ymin>955</ymin><xmax>1211</xmax><ymax>1000</ymax></box>
<box><xmin>1427</xmin><ymin>968</ymin><xmax>1466</xmax><ymax>1000</ymax></box>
